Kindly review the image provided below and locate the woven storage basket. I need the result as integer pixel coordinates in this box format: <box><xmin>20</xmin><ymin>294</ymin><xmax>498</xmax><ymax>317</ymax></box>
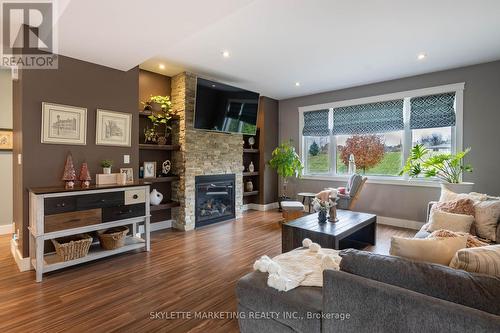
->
<box><xmin>98</xmin><ymin>226</ymin><xmax>129</xmax><ymax>250</ymax></box>
<box><xmin>51</xmin><ymin>234</ymin><xmax>92</xmax><ymax>261</ymax></box>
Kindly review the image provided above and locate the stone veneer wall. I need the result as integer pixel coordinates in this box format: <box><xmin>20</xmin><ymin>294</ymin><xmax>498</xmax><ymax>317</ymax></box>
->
<box><xmin>171</xmin><ymin>72</ymin><xmax>244</xmax><ymax>230</ymax></box>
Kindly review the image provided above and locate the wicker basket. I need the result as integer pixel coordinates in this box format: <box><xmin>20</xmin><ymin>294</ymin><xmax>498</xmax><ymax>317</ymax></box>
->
<box><xmin>98</xmin><ymin>226</ymin><xmax>129</xmax><ymax>250</ymax></box>
<box><xmin>51</xmin><ymin>234</ymin><xmax>93</xmax><ymax>261</ymax></box>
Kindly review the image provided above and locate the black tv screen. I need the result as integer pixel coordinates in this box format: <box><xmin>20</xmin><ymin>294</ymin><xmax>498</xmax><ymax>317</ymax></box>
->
<box><xmin>194</xmin><ymin>78</ymin><xmax>260</xmax><ymax>135</ymax></box>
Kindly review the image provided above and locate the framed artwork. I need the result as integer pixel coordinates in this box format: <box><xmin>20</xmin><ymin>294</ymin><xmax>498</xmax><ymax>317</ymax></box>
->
<box><xmin>95</xmin><ymin>109</ymin><xmax>132</xmax><ymax>147</ymax></box>
<box><xmin>120</xmin><ymin>167</ymin><xmax>134</xmax><ymax>183</ymax></box>
<box><xmin>41</xmin><ymin>102</ymin><xmax>87</xmax><ymax>145</ymax></box>
<box><xmin>0</xmin><ymin>129</ymin><xmax>13</xmax><ymax>151</ymax></box>
<box><xmin>143</xmin><ymin>162</ymin><xmax>156</xmax><ymax>179</ymax></box>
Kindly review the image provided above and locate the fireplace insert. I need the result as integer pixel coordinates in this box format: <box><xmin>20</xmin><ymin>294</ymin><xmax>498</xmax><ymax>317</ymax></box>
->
<box><xmin>195</xmin><ymin>174</ymin><xmax>236</xmax><ymax>227</ymax></box>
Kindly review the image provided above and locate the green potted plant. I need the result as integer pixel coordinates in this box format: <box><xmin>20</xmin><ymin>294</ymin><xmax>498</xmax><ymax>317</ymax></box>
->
<box><xmin>101</xmin><ymin>160</ymin><xmax>113</xmax><ymax>174</ymax></box>
<box><xmin>399</xmin><ymin>144</ymin><xmax>473</xmax><ymax>193</ymax></box>
<box><xmin>142</xmin><ymin>95</ymin><xmax>173</xmax><ymax>145</ymax></box>
<box><xmin>268</xmin><ymin>140</ymin><xmax>304</xmax><ymax>209</ymax></box>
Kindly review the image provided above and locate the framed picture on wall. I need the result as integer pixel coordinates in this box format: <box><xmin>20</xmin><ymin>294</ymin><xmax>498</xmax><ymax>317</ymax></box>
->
<box><xmin>95</xmin><ymin>109</ymin><xmax>132</xmax><ymax>147</ymax></box>
<box><xmin>41</xmin><ymin>102</ymin><xmax>87</xmax><ymax>145</ymax></box>
<box><xmin>0</xmin><ymin>129</ymin><xmax>13</xmax><ymax>151</ymax></box>
<box><xmin>120</xmin><ymin>167</ymin><xmax>134</xmax><ymax>183</ymax></box>
<box><xmin>143</xmin><ymin>162</ymin><xmax>156</xmax><ymax>179</ymax></box>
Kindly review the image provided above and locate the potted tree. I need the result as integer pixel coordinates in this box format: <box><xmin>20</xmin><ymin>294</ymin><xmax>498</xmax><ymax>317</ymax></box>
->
<box><xmin>268</xmin><ymin>140</ymin><xmax>304</xmax><ymax>210</ymax></box>
<box><xmin>400</xmin><ymin>144</ymin><xmax>474</xmax><ymax>193</ymax></box>
<box><xmin>142</xmin><ymin>95</ymin><xmax>173</xmax><ymax>145</ymax></box>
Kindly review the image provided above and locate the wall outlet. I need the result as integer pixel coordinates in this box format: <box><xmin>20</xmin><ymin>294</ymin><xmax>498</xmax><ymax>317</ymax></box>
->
<box><xmin>17</xmin><ymin>154</ymin><xmax>22</xmax><ymax>165</ymax></box>
<box><xmin>124</xmin><ymin>155</ymin><xmax>130</xmax><ymax>164</ymax></box>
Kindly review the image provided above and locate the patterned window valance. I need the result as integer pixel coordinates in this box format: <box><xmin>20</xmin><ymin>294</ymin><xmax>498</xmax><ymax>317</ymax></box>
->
<box><xmin>302</xmin><ymin>109</ymin><xmax>330</xmax><ymax>136</ymax></box>
<box><xmin>410</xmin><ymin>92</ymin><xmax>456</xmax><ymax>129</ymax></box>
<box><xmin>332</xmin><ymin>99</ymin><xmax>404</xmax><ymax>135</ymax></box>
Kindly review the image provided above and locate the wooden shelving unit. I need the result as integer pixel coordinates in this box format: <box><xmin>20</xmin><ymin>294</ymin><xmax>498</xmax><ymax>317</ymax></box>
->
<box><xmin>243</xmin><ymin>171</ymin><xmax>259</xmax><ymax>176</ymax></box>
<box><xmin>243</xmin><ymin>148</ymin><xmax>259</xmax><ymax>153</ymax></box>
<box><xmin>139</xmin><ymin>144</ymin><xmax>180</xmax><ymax>151</ymax></box>
<box><xmin>140</xmin><ymin>175</ymin><xmax>179</xmax><ymax>183</ymax></box>
<box><xmin>243</xmin><ymin>190</ymin><xmax>259</xmax><ymax>197</ymax></box>
<box><xmin>150</xmin><ymin>200</ymin><xmax>180</xmax><ymax>212</ymax></box>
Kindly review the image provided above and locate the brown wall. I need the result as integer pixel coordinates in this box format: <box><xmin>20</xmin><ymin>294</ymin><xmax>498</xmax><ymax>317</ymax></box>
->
<box><xmin>14</xmin><ymin>55</ymin><xmax>139</xmax><ymax>257</ymax></box>
<box><xmin>260</xmin><ymin>97</ymin><xmax>279</xmax><ymax>204</ymax></box>
<box><xmin>138</xmin><ymin>69</ymin><xmax>171</xmax><ymax>110</ymax></box>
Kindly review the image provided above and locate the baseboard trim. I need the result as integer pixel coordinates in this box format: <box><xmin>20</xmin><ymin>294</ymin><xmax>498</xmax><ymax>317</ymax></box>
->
<box><xmin>10</xmin><ymin>239</ymin><xmax>31</xmax><ymax>272</ymax></box>
<box><xmin>151</xmin><ymin>219</ymin><xmax>173</xmax><ymax>231</ymax></box>
<box><xmin>377</xmin><ymin>216</ymin><xmax>424</xmax><ymax>231</ymax></box>
<box><xmin>0</xmin><ymin>223</ymin><xmax>13</xmax><ymax>235</ymax></box>
<box><xmin>242</xmin><ymin>202</ymin><xmax>279</xmax><ymax>212</ymax></box>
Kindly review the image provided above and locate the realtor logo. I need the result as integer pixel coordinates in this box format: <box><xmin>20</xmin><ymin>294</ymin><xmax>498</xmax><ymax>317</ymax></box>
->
<box><xmin>1</xmin><ymin>0</ymin><xmax>58</xmax><ymax>69</ymax></box>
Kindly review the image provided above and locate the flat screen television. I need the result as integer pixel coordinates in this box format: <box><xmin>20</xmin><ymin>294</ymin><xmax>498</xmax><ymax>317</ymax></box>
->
<box><xmin>194</xmin><ymin>78</ymin><xmax>260</xmax><ymax>135</ymax></box>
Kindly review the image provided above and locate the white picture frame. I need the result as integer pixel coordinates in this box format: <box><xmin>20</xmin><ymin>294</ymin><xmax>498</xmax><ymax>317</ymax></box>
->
<box><xmin>120</xmin><ymin>167</ymin><xmax>134</xmax><ymax>183</ymax></box>
<box><xmin>143</xmin><ymin>162</ymin><xmax>156</xmax><ymax>179</ymax></box>
<box><xmin>41</xmin><ymin>102</ymin><xmax>87</xmax><ymax>145</ymax></box>
<box><xmin>95</xmin><ymin>109</ymin><xmax>132</xmax><ymax>147</ymax></box>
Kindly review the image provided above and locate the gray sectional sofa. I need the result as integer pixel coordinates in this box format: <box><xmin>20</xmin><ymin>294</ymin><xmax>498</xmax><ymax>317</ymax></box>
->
<box><xmin>236</xmin><ymin>249</ymin><xmax>500</xmax><ymax>332</ymax></box>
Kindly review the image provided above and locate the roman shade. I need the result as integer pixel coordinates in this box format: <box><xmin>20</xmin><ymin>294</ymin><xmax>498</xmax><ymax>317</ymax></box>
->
<box><xmin>410</xmin><ymin>92</ymin><xmax>456</xmax><ymax>129</ymax></box>
<box><xmin>332</xmin><ymin>99</ymin><xmax>404</xmax><ymax>135</ymax></box>
<box><xmin>302</xmin><ymin>109</ymin><xmax>330</xmax><ymax>136</ymax></box>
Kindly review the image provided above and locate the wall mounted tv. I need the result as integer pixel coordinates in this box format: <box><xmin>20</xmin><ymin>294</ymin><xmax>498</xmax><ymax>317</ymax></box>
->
<box><xmin>194</xmin><ymin>78</ymin><xmax>260</xmax><ymax>135</ymax></box>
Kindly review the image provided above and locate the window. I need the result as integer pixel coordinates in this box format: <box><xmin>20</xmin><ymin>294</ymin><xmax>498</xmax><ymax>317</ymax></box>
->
<box><xmin>299</xmin><ymin>83</ymin><xmax>463</xmax><ymax>183</ymax></box>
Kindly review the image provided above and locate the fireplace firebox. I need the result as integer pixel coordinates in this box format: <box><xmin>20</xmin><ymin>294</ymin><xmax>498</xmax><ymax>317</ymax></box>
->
<box><xmin>195</xmin><ymin>174</ymin><xmax>236</xmax><ymax>227</ymax></box>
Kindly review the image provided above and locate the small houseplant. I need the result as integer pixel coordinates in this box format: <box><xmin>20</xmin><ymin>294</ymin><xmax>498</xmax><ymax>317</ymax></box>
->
<box><xmin>268</xmin><ymin>140</ymin><xmax>304</xmax><ymax>209</ymax></box>
<box><xmin>142</xmin><ymin>95</ymin><xmax>173</xmax><ymax>145</ymax></box>
<box><xmin>400</xmin><ymin>144</ymin><xmax>473</xmax><ymax>193</ymax></box>
<box><xmin>311</xmin><ymin>198</ymin><xmax>334</xmax><ymax>223</ymax></box>
<box><xmin>101</xmin><ymin>160</ymin><xmax>113</xmax><ymax>174</ymax></box>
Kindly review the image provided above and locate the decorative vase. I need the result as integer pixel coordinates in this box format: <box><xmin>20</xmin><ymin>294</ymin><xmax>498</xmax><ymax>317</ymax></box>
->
<box><xmin>150</xmin><ymin>189</ymin><xmax>163</xmax><ymax>206</ymax></box>
<box><xmin>440</xmin><ymin>182</ymin><xmax>474</xmax><ymax>194</ymax></box>
<box><xmin>318</xmin><ymin>210</ymin><xmax>327</xmax><ymax>223</ymax></box>
<box><xmin>157</xmin><ymin>135</ymin><xmax>167</xmax><ymax>145</ymax></box>
<box><xmin>103</xmin><ymin>167</ymin><xmax>111</xmax><ymax>174</ymax></box>
<box><xmin>246</xmin><ymin>181</ymin><xmax>254</xmax><ymax>192</ymax></box>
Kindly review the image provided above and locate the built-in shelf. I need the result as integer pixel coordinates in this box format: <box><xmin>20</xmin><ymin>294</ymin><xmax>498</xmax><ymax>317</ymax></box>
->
<box><xmin>150</xmin><ymin>200</ymin><xmax>180</xmax><ymax>211</ymax></box>
<box><xmin>38</xmin><ymin>236</ymin><xmax>146</xmax><ymax>273</ymax></box>
<box><xmin>139</xmin><ymin>144</ymin><xmax>180</xmax><ymax>151</ymax></box>
<box><xmin>140</xmin><ymin>176</ymin><xmax>179</xmax><ymax>183</ymax></box>
<box><xmin>139</xmin><ymin>111</ymin><xmax>180</xmax><ymax>120</ymax></box>
<box><xmin>243</xmin><ymin>171</ymin><xmax>259</xmax><ymax>176</ymax></box>
<box><xmin>243</xmin><ymin>191</ymin><xmax>259</xmax><ymax>197</ymax></box>
<box><xmin>243</xmin><ymin>148</ymin><xmax>259</xmax><ymax>153</ymax></box>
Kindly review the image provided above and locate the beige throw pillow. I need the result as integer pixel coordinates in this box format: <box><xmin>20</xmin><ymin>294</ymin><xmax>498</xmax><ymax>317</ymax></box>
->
<box><xmin>450</xmin><ymin>245</ymin><xmax>500</xmax><ymax>277</ymax></box>
<box><xmin>390</xmin><ymin>236</ymin><xmax>467</xmax><ymax>266</ymax></box>
<box><xmin>474</xmin><ymin>200</ymin><xmax>500</xmax><ymax>242</ymax></box>
<box><xmin>427</xmin><ymin>210</ymin><xmax>474</xmax><ymax>233</ymax></box>
<box><xmin>439</xmin><ymin>188</ymin><xmax>488</xmax><ymax>202</ymax></box>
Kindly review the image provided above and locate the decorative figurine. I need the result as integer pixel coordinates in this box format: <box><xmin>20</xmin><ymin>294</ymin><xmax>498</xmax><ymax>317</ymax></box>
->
<box><xmin>245</xmin><ymin>180</ymin><xmax>254</xmax><ymax>192</ymax></box>
<box><xmin>62</xmin><ymin>153</ymin><xmax>77</xmax><ymax>189</ymax></box>
<box><xmin>162</xmin><ymin>160</ymin><xmax>171</xmax><ymax>175</ymax></box>
<box><xmin>248</xmin><ymin>161</ymin><xmax>255</xmax><ymax>172</ymax></box>
<box><xmin>78</xmin><ymin>162</ymin><xmax>92</xmax><ymax>188</ymax></box>
<box><xmin>248</xmin><ymin>136</ymin><xmax>255</xmax><ymax>149</ymax></box>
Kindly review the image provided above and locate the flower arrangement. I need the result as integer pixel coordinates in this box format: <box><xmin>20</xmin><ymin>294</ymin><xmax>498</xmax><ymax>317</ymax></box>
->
<box><xmin>312</xmin><ymin>198</ymin><xmax>334</xmax><ymax>223</ymax></box>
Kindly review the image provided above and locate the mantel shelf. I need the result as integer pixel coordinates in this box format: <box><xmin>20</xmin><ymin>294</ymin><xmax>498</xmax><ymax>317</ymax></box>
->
<box><xmin>139</xmin><ymin>144</ymin><xmax>180</xmax><ymax>151</ymax></box>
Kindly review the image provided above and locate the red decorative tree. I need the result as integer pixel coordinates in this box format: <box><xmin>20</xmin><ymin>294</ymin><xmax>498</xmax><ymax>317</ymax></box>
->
<box><xmin>62</xmin><ymin>153</ymin><xmax>77</xmax><ymax>189</ymax></box>
<box><xmin>79</xmin><ymin>163</ymin><xmax>91</xmax><ymax>188</ymax></box>
<box><xmin>339</xmin><ymin>135</ymin><xmax>385</xmax><ymax>173</ymax></box>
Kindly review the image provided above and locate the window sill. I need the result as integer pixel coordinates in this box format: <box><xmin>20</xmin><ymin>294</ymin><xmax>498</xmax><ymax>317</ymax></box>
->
<box><xmin>300</xmin><ymin>175</ymin><xmax>441</xmax><ymax>188</ymax></box>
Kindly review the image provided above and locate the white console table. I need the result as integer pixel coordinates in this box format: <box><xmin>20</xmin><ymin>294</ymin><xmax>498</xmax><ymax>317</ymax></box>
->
<box><xmin>29</xmin><ymin>183</ymin><xmax>151</xmax><ymax>282</ymax></box>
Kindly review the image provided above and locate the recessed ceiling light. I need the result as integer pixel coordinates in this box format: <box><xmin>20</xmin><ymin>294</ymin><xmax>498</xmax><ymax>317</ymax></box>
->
<box><xmin>417</xmin><ymin>53</ymin><xmax>427</xmax><ymax>60</ymax></box>
<box><xmin>158</xmin><ymin>64</ymin><xmax>165</xmax><ymax>70</ymax></box>
<box><xmin>211</xmin><ymin>84</ymin><xmax>216</xmax><ymax>88</ymax></box>
<box><xmin>222</xmin><ymin>50</ymin><xmax>230</xmax><ymax>58</ymax></box>
<box><xmin>295</xmin><ymin>82</ymin><xmax>301</xmax><ymax>87</ymax></box>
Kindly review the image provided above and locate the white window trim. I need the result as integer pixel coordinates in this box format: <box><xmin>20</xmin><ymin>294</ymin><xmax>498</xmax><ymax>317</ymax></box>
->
<box><xmin>298</xmin><ymin>82</ymin><xmax>465</xmax><ymax>187</ymax></box>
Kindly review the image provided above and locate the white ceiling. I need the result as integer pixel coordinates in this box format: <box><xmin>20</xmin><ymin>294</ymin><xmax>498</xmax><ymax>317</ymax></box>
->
<box><xmin>56</xmin><ymin>0</ymin><xmax>500</xmax><ymax>99</ymax></box>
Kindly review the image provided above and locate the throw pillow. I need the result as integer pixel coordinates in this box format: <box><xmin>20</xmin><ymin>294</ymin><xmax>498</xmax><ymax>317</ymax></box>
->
<box><xmin>426</xmin><ymin>210</ymin><xmax>474</xmax><ymax>233</ymax></box>
<box><xmin>439</xmin><ymin>188</ymin><xmax>488</xmax><ymax>202</ymax></box>
<box><xmin>431</xmin><ymin>198</ymin><xmax>475</xmax><ymax>216</ymax></box>
<box><xmin>450</xmin><ymin>245</ymin><xmax>500</xmax><ymax>277</ymax></box>
<box><xmin>390</xmin><ymin>235</ymin><xmax>467</xmax><ymax>265</ymax></box>
<box><xmin>428</xmin><ymin>229</ymin><xmax>490</xmax><ymax>248</ymax></box>
<box><xmin>473</xmin><ymin>200</ymin><xmax>500</xmax><ymax>242</ymax></box>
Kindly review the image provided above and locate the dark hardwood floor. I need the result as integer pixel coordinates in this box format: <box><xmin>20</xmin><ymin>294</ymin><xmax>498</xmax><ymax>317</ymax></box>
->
<box><xmin>0</xmin><ymin>210</ymin><xmax>414</xmax><ymax>333</ymax></box>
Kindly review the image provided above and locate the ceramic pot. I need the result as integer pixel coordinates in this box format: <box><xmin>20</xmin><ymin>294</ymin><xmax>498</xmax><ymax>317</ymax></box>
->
<box><xmin>318</xmin><ymin>210</ymin><xmax>327</xmax><ymax>223</ymax></box>
<box><xmin>246</xmin><ymin>181</ymin><xmax>254</xmax><ymax>192</ymax></box>
<box><xmin>440</xmin><ymin>182</ymin><xmax>474</xmax><ymax>194</ymax></box>
<box><xmin>103</xmin><ymin>167</ymin><xmax>111</xmax><ymax>174</ymax></box>
<box><xmin>150</xmin><ymin>189</ymin><xmax>163</xmax><ymax>206</ymax></box>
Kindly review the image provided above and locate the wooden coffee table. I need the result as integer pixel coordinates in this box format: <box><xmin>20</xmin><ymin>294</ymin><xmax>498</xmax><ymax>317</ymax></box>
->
<box><xmin>282</xmin><ymin>210</ymin><xmax>377</xmax><ymax>252</ymax></box>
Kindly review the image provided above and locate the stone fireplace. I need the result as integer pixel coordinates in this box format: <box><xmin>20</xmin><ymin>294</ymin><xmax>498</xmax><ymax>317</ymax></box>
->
<box><xmin>170</xmin><ymin>72</ymin><xmax>243</xmax><ymax>230</ymax></box>
<box><xmin>195</xmin><ymin>174</ymin><xmax>236</xmax><ymax>227</ymax></box>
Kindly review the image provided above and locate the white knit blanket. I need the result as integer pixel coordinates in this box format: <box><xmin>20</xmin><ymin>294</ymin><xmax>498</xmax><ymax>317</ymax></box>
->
<box><xmin>253</xmin><ymin>239</ymin><xmax>342</xmax><ymax>292</ymax></box>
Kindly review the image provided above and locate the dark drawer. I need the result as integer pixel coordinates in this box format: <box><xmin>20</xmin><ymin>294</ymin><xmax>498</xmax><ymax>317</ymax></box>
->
<box><xmin>45</xmin><ymin>208</ymin><xmax>102</xmax><ymax>233</ymax></box>
<box><xmin>76</xmin><ymin>192</ymin><xmax>124</xmax><ymax>210</ymax></box>
<box><xmin>102</xmin><ymin>203</ymin><xmax>145</xmax><ymax>222</ymax></box>
<box><xmin>44</xmin><ymin>197</ymin><xmax>76</xmax><ymax>215</ymax></box>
